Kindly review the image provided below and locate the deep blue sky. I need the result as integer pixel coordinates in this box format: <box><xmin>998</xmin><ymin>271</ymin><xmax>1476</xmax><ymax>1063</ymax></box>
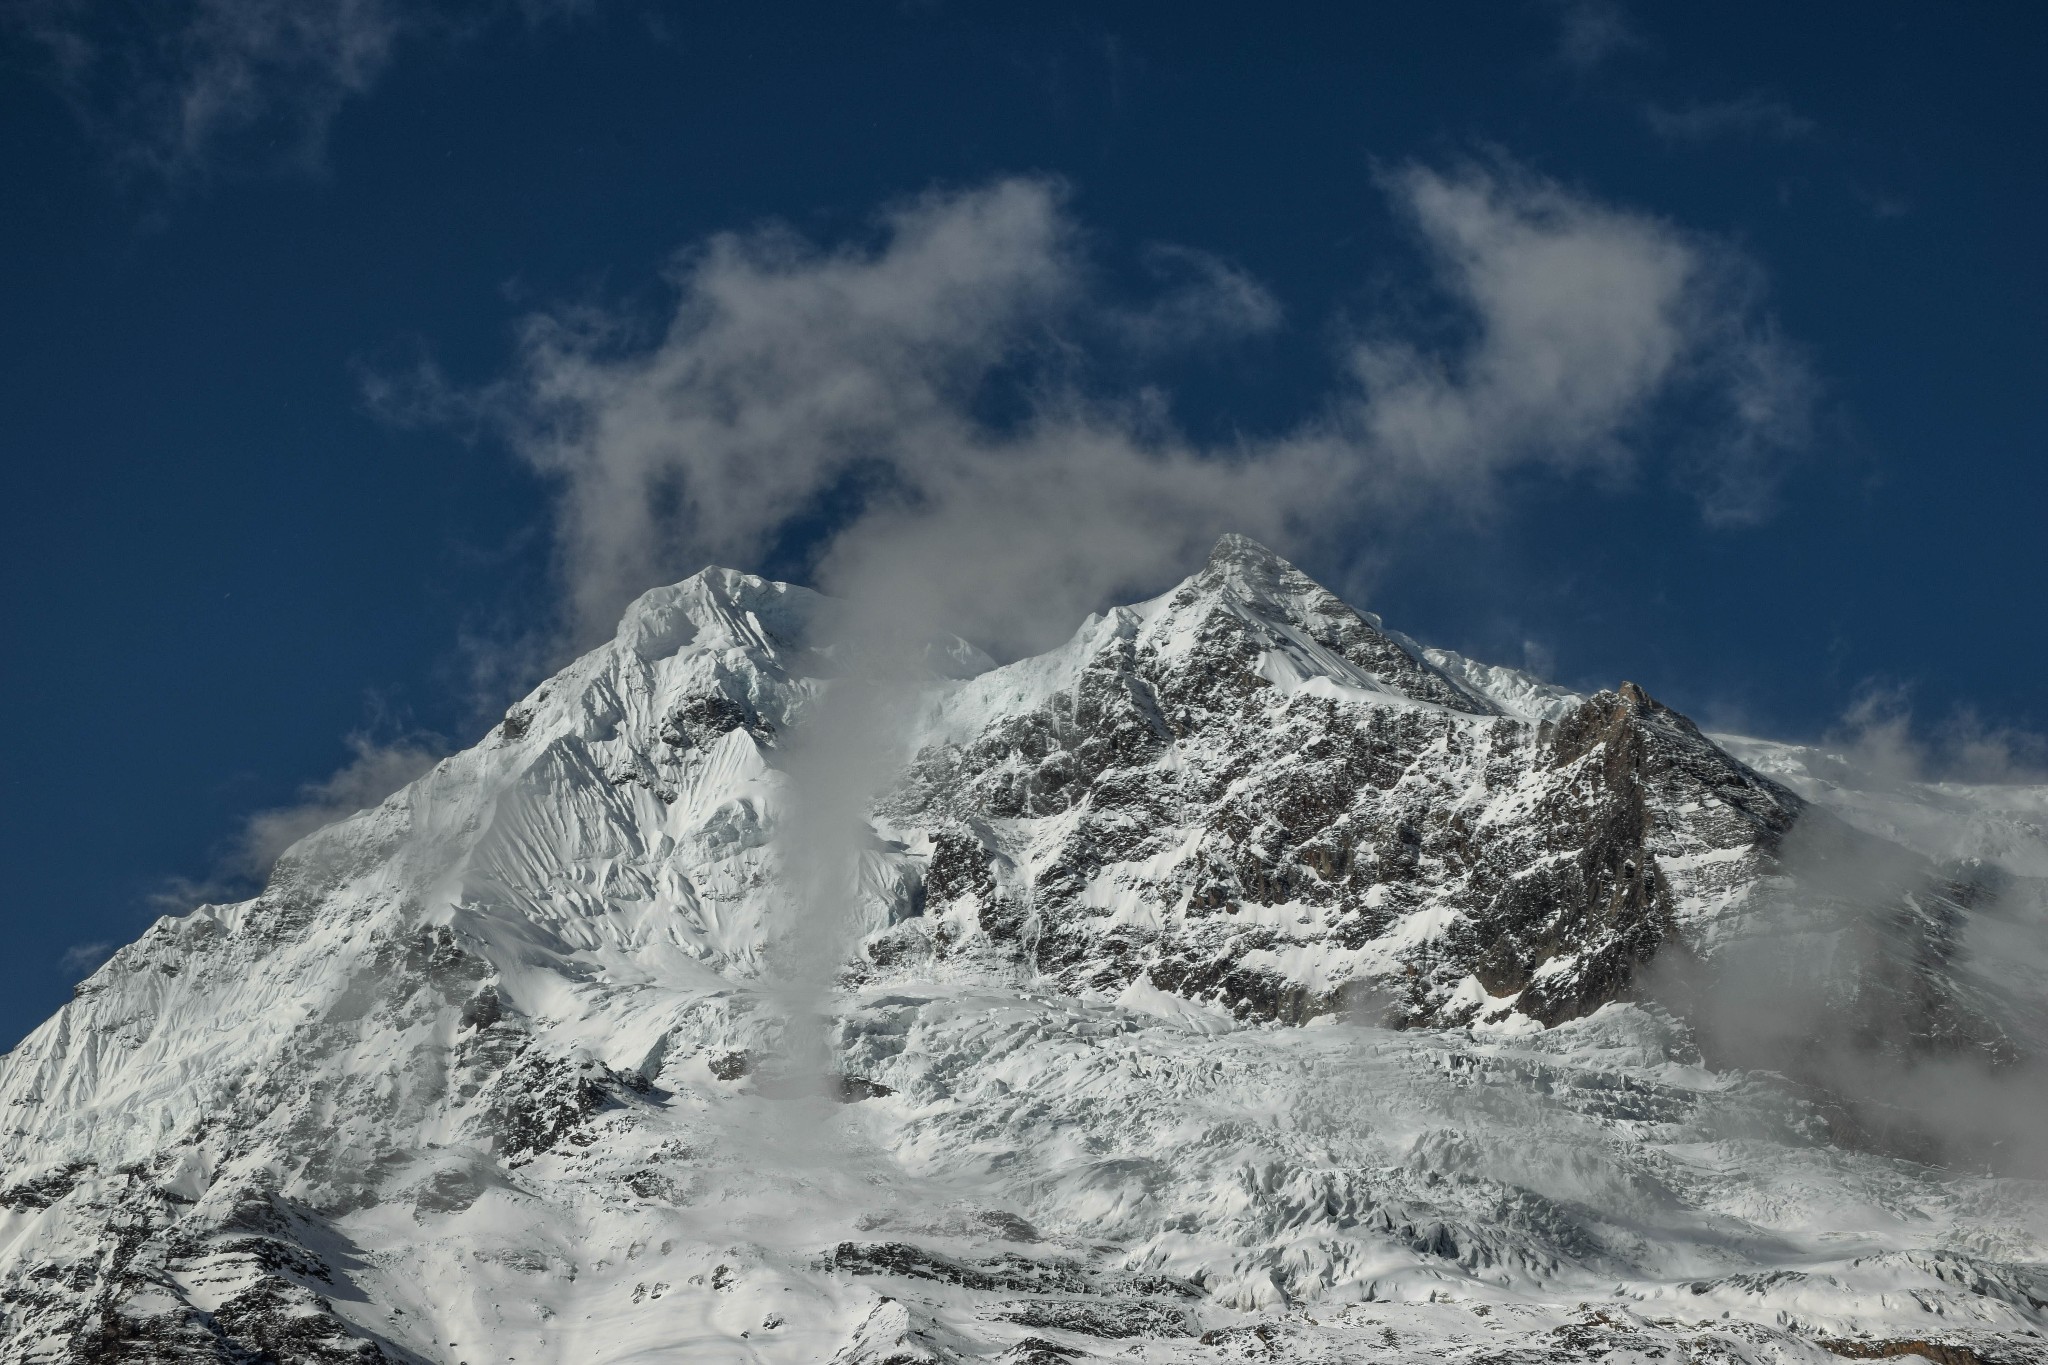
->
<box><xmin>2</xmin><ymin>1</ymin><xmax>2043</xmax><ymax>1047</ymax></box>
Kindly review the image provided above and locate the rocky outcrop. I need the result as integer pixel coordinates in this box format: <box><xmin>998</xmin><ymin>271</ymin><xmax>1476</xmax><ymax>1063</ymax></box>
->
<box><xmin>888</xmin><ymin>539</ymin><xmax>1811</xmax><ymax>1030</ymax></box>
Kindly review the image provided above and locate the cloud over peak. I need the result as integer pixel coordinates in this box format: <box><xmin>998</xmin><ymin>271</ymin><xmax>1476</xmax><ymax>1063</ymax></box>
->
<box><xmin>385</xmin><ymin>164</ymin><xmax>1815</xmax><ymax>657</ymax></box>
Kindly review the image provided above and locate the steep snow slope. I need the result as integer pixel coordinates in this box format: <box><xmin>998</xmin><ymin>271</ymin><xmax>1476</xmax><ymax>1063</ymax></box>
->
<box><xmin>1</xmin><ymin>539</ymin><xmax>2043</xmax><ymax>1364</ymax></box>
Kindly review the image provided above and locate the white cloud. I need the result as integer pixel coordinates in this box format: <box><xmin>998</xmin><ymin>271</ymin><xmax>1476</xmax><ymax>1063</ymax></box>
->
<box><xmin>1346</xmin><ymin>163</ymin><xmax>1812</xmax><ymax>523</ymax></box>
<box><xmin>1351</xmin><ymin>163</ymin><xmax>1698</xmax><ymax>485</ymax></box>
<box><xmin>404</xmin><ymin>164</ymin><xmax>1812</xmax><ymax>659</ymax></box>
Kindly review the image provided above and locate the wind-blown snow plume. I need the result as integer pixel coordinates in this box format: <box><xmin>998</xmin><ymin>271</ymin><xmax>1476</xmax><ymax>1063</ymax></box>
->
<box><xmin>394</xmin><ymin>162</ymin><xmax>1812</xmax><ymax>660</ymax></box>
<box><xmin>133</xmin><ymin>729</ymin><xmax>447</xmax><ymax>925</ymax></box>
<box><xmin>235</xmin><ymin>731</ymin><xmax>445</xmax><ymax>877</ymax></box>
<box><xmin>763</xmin><ymin>675</ymin><xmax>913</xmax><ymax>1107</ymax></box>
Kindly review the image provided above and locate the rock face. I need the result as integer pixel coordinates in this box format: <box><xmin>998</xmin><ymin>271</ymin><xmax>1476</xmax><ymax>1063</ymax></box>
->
<box><xmin>1</xmin><ymin>537</ymin><xmax>2043</xmax><ymax>1364</ymax></box>
<box><xmin>886</xmin><ymin>538</ymin><xmax>1809</xmax><ymax>1032</ymax></box>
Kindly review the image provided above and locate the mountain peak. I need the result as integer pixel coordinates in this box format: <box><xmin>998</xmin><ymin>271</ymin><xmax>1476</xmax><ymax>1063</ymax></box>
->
<box><xmin>1195</xmin><ymin>531</ymin><xmax>1308</xmax><ymax>603</ymax></box>
<box><xmin>1165</xmin><ymin>531</ymin><xmax>1495</xmax><ymax>715</ymax></box>
<box><xmin>614</xmin><ymin>564</ymin><xmax>824</xmax><ymax>663</ymax></box>
<box><xmin>1203</xmin><ymin>529</ymin><xmax>1288</xmax><ymax>570</ymax></box>
<box><xmin>3</xmin><ymin>542</ymin><xmax>2036</xmax><ymax>1365</ymax></box>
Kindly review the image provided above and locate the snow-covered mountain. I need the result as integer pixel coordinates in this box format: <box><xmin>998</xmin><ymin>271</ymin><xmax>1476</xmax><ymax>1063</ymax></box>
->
<box><xmin>4</xmin><ymin>536</ymin><xmax>2044</xmax><ymax>1364</ymax></box>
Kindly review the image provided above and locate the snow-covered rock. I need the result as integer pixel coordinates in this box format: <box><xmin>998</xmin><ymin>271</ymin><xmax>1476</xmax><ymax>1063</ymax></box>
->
<box><xmin>2</xmin><ymin>537</ymin><xmax>2043</xmax><ymax>1364</ymax></box>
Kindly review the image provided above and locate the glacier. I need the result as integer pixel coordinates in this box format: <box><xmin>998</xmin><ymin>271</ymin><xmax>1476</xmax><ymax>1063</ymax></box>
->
<box><xmin>1</xmin><ymin>535</ymin><xmax>2043</xmax><ymax>1364</ymax></box>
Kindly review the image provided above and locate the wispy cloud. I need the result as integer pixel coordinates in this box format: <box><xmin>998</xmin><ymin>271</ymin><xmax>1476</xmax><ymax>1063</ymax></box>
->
<box><xmin>1848</xmin><ymin>181</ymin><xmax>1913</xmax><ymax>221</ymax></box>
<box><xmin>1109</xmin><ymin>244</ymin><xmax>1284</xmax><ymax>354</ymax></box>
<box><xmin>1830</xmin><ymin>681</ymin><xmax>2048</xmax><ymax>786</ymax></box>
<box><xmin>1645</xmin><ymin>94</ymin><xmax>1818</xmax><ymax>144</ymax></box>
<box><xmin>1654</xmin><ymin>714</ymin><xmax>2048</xmax><ymax>1176</ymax></box>
<box><xmin>15</xmin><ymin>0</ymin><xmax>407</xmax><ymax>178</ymax></box>
<box><xmin>1546</xmin><ymin>0</ymin><xmax>1644</xmax><ymax>72</ymax></box>
<box><xmin>10</xmin><ymin>0</ymin><xmax>586</xmax><ymax>181</ymax></box>
<box><xmin>1354</xmin><ymin>161</ymin><xmax>1812</xmax><ymax>527</ymax></box>
<box><xmin>60</xmin><ymin>940</ymin><xmax>116</xmax><ymax>976</ymax></box>
<box><xmin>376</xmin><ymin>163</ymin><xmax>1814</xmax><ymax>661</ymax></box>
<box><xmin>142</xmin><ymin>729</ymin><xmax>446</xmax><ymax>918</ymax></box>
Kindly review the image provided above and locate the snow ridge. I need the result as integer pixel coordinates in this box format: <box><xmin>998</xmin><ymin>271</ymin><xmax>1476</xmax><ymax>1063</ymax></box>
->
<box><xmin>1</xmin><ymin>537</ymin><xmax>2043</xmax><ymax>1364</ymax></box>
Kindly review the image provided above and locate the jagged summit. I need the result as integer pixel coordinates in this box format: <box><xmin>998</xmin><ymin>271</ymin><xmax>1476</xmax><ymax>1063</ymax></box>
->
<box><xmin>1185</xmin><ymin>534</ymin><xmax>1496</xmax><ymax>715</ymax></box>
<box><xmin>2</xmin><ymin>543</ymin><xmax>2042</xmax><ymax>1364</ymax></box>
<box><xmin>612</xmin><ymin>564</ymin><xmax>826</xmax><ymax>663</ymax></box>
<box><xmin>1193</xmin><ymin>529</ymin><xmax>1295</xmax><ymax>587</ymax></box>
<box><xmin>965</xmin><ymin>532</ymin><xmax>1501</xmax><ymax>725</ymax></box>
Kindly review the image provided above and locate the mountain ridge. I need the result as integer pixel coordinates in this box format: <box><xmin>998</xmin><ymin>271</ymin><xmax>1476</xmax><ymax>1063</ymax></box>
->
<box><xmin>2</xmin><ymin>535</ymin><xmax>2043</xmax><ymax>1364</ymax></box>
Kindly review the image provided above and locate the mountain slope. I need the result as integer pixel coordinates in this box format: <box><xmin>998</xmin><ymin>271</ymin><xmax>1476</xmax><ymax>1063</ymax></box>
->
<box><xmin>2</xmin><ymin>538</ymin><xmax>2043</xmax><ymax>1364</ymax></box>
<box><xmin>889</xmin><ymin>535</ymin><xmax>1810</xmax><ymax>1029</ymax></box>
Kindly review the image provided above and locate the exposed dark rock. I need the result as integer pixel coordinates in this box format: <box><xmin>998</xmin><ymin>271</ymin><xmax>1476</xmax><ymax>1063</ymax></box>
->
<box><xmin>996</xmin><ymin>1299</ymin><xmax>1194</xmax><ymax>1340</ymax></box>
<box><xmin>458</xmin><ymin>985</ymin><xmax>503</xmax><ymax>1031</ymax></box>
<box><xmin>661</xmin><ymin>694</ymin><xmax>772</xmax><ymax>750</ymax></box>
<box><xmin>834</xmin><ymin>1074</ymin><xmax>894</xmax><ymax>1102</ymax></box>
<box><xmin>474</xmin><ymin>1049</ymin><xmax>641</xmax><ymax>1164</ymax></box>
<box><xmin>999</xmin><ymin>1338</ymin><xmax>1085</xmax><ymax>1363</ymax></box>
<box><xmin>975</xmin><ymin>1211</ymin><xmax>1042</xmax><ymax>1243</ymax></box>
<box><xmin>411</xmin><ymin>1166</ymin><xmax>483</xmax><ymax>1215</ymax></box>
<box><xmin>1819</xmin><ymin>1337</ymin><xmax>2016</xmax><ymax>1365</ymax></box>
<box><xmin>826</xmin><ymin>1242</ymin><xmax>1091</xmax><ymax>1295</ymax></box>
<box><xmin>0</xmin><ymin>1160</ymin><xmax>91</xmax><ymax>1212</ymax></box>
<box><xmin>892</xmin><ymin>553</ymin><xmax>1814</xmax><ymax>1031</ymax></box>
